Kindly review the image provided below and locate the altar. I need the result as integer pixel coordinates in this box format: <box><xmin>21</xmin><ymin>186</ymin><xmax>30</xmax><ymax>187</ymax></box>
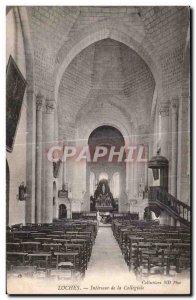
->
<box><xmin>90</xmin><ymin>179</ymin><xmax>117</xmax><ymax>212</ymax></box>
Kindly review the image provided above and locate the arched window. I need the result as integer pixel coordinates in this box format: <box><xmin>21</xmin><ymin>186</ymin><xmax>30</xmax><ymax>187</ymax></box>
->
<box><xmin>99</xmin><ymin>172</ymin><xmax>108</xmax><ymax>181</ymax></box>
<box><xmin>53</xmin><ymin>181</ymin><xmax>57</xmax><ymax>205</ymax></box>
<box><xmin>158</xmin><ymin>113</ymin><xmax>162</xmax><ymax>147</ymax></box>
<box><xmin>112</xmin><ymin>172</ymin><xmax>120</xmax><ymax>198</ymax></box>
<box><xmin>90</xmin><ymin>172</ymin><xmax>95</xmax><ymax>196</ymax></box>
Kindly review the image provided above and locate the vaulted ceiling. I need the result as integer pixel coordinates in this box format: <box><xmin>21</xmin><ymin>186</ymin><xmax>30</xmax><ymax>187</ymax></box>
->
<box><xmin>58</xmin><ymin>38</ymin><xmax>155</xmax><ymax>139</ymax></box>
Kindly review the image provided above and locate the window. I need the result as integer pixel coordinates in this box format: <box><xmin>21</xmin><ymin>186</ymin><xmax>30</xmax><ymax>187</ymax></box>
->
<box><xmin>112</xmin><ymin>172</ymin><xmax>120</xmax><ymax>198</ymax></box>
<box><xmin>99</xmin><ymin>172</ymin><xmax>108</xmax><ymax>181</ymax></box>
<box><xmin>90</xmin><ymin>172</ymin><xmax>95</xmax><ymax>196</ymax></box>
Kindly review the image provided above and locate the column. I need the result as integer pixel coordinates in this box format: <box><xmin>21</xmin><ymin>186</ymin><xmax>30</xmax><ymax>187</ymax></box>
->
<box><xmin>41</xmin><ymin>112</ymin><xmax>46</xmax><ymax>222</ymax></box>
<box><xmin>44</xmin><ymin>98</ymin><xmax>55</xmax><ymax>223</ymax></box>
<box><xmin>35</xmin><ymin>92</ymin><xmax>44</xmax><ymax>223</ymax></box>
<box><xmin>153</xmin><ymin>109</ymin><xmax>158</xmax><ymax>155</ymax></box>
<box><xmin>133</xmin><ymin>134</ymin><xmax>138</xmax><ymax>197</ymax></box>
<box><xmin>171</xmin><ymin>99</ymin><xmax>178</xmax><ymax>197</ymax></box>
<box><xmin>144</xmin><ymin>144</ymin><xmax>149</xmax><ymax>195</ymax></box>
<box><xmin>63</xmin><ymin>138</ymin><xmax>67</xmax><ymax>189</ymax></box>
<box><xmin>25</xmin><ymin>89</ymin><xmax>36</xmax><ymax>224</ymax></box>
<box><xmin>159</xmin><ymin>101</ymin><xmax>170</xmax><ymax>158</ymax></box>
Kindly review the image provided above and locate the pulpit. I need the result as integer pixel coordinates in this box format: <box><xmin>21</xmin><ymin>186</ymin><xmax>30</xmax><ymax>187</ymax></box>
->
<box><xmin>148</xmin><ymin>152</ymin><xmax>169</xmax><ymax>191</ymax></box>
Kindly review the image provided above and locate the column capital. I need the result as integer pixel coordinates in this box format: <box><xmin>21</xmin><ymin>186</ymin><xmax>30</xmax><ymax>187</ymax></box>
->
<box><xmin>36</xmin><ymin>92</ymin><xmax>45</xmax><ymax>111</ymax></box>
<box><xmin>159</xmin><ymin>101</ymin><xmax>170</xmax><ymax>117</ymax></box>
<box><xmin>45</xmin><ymin>98</ymin><xmax>56</xmax><ymax>114</ymax></box>
<box><xmin>171</xmin><ymin>98</ymin><xmax>178</xmax><ymax>111</ymax></box>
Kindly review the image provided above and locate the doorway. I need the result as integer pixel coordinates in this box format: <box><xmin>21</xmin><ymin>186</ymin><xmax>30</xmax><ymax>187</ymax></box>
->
<box><xmin>59</xmin><ymin>204</ymin><xmax>67</xmax><ymax>219</ymax></box>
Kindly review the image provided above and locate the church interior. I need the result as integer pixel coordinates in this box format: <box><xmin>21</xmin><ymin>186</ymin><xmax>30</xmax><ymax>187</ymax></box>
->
<box><xmin>6</xmin><ymin>6</ymin><xmax>190</xmax><ymax>292</ymax></box>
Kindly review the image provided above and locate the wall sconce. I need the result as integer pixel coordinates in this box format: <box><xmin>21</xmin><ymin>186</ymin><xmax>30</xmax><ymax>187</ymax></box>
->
<box><xmin>17</xmin><ymin>182</ymin><xmax>27</xmax><ymax>201</ymax></box>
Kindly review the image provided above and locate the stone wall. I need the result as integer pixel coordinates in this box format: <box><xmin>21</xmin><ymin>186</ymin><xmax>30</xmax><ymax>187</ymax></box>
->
<box><xmin>6</xmin><ymin>9</ymin><xmax>27</xmax><ymax>225</ymax></box>
<box><xmin>6</xmin><ymin>6</ymin><xmax>190</xmax><ymax>224</ymax></box>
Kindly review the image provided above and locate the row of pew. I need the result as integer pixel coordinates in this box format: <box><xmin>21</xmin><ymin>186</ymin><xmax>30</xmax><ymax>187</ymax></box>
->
<box><xmin>6</xmin><ymin>219</ymin><xmax>97</xmax><ymax>281</ymax></box>
<box><xmin>112</xmin><ymin>219</ymin><xmax>190</xmax><ymax>276</ymax></box>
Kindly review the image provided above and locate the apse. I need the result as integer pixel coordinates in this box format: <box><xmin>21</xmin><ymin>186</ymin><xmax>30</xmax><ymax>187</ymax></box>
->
<box><xmin>87</xmin><ymin>125</ymin><xmax>126</xmax><ymax>212</ymax></box>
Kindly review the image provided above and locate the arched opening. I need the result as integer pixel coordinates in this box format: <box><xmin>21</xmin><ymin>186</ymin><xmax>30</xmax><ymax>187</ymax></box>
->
<box><xmin>90</xmin><ymin>172</ymin><xmax>96</xmax><ymax>196</ymax></box>
<box><xmin>144</xmin><ymin>205</ymin><xmax>162</xmax><ymax>222</ymax></box>
<box><xmin>57</xmin><ymin>37</ymin><xmax>156</xmax><ymax>213</ymax></box>
<box><xmin>53</xmin><ymin>181</ymin><xmax>57</xmax><ymax>205</ymax></box>
<box><xmin>6</xmin><ymin>160</ymin><xmax>10</xmax><ymax>226</ymax></box>
<box><xmin>53</xmin><ymin>181</ymin><xmax>57</xmax><ymax>219</ymax></box>
<box><xmin>59</xmin><ymin>204</ymin><xmax>67</xmax><ymax>219</ymax></box>
<box><xmin>88</xmin><ymin>125</ymin><xmax>126</xmax><ymax>212</ymax></box>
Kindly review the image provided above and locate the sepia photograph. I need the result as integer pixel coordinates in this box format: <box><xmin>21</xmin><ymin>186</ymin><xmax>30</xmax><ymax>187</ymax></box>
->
<box><xmin>5</xmin><ymin>5</ymin><xmax>191</xmax><ymax>295</ymax></box>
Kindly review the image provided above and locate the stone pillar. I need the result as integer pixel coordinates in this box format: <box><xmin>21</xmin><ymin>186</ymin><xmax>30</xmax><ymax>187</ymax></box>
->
<box><xmin>41</xmin><ymin>113</ymin><xmax>46</xmax><ymax>222</ymax></box>
<box><xmin>171</xmin><ymin>99</ymin><xmax>178</xmax><ymax>197</ymax></box>
<box><xmin>35</xmin><ymin>93</ymin><xmax>44</xmax><ymax>223</ymax></box>
<box><xmin>133</xmin><ymin>135</ymin><xmax>138</xmax><ymax>197</ymax></box>
<box><xmin>159</xmin><ymin>102</ymin><xmax>170</xmax><ymax>158</ymax></box>
<box><xmin>63</xmin><ymin>138</ymin><xmax>67</xmax><ymax>187</ymax></box>
<box><xmin>153</xmin><ymin>110</ymin><xmax>158</xmax><ymax>155</ymax></box>
<box><xmin>25</xmin><ymin>90</ymin><xmax>36</xmax><ymax>224</ymax></box>
<box><xmin>144</xmin><ymin>144</ymin><xmax>149</xmax><ymax>193</ymax></box>
<box><xmin>44</xmin><ymin>98</ymin><xmax>55</xmax><ymax>223</ymax></box>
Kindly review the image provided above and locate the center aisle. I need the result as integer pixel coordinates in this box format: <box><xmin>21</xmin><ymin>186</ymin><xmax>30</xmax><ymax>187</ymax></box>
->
<box><xmin>81</xmin><ymin>226</ymin><xmax>135</xmax><ymax>290</ymax></box>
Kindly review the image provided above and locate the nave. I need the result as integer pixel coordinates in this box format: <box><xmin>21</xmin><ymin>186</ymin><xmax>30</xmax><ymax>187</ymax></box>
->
<box><xmin>7</xmin><ymin>216</ymin><xmax>190</xmax><ymax>294</ymax></box>
<box><xmin>6</xmin><ymin>6</ymin><xmax>190</xmax><ymax>295</ymax></box>
<box><xmin>84</xmin><ymin>226</ymin><xmax>130</xmax><ymax>277</ymax></box>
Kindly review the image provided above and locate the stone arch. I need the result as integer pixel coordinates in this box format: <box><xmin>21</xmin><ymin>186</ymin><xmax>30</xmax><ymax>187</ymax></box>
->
<box><xmin>54</xmin><ymin>21</ymin><xmax>161</xmax><ymax>103</ymax></box>
<box><xmin>16</xmin><ymin>7</ymin><xmax>34</xmax><ymax>90</ymax></box>
<box><xmin>88</xmin><ymin>125</ymin><xmax>126</xmax><ymax>147</ymax></box>
<box><xmin>76</xmin><ymin>116</ymin><xmax>132</xmax><ymax>148</ymax></box>
<box><xmin>86</xmin><ymin>125</ymin><xmax>127</xmax><ymax>213</ymax></box>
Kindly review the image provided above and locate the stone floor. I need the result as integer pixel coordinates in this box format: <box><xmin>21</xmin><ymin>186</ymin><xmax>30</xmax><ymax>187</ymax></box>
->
<box><xmin>86</xmin><ymin>226</ymin><xmax>129</xmax><ymax>274</ymax></box>
<box><xmin>81</xmin><ymin>226</ymin><xmax>133</xmax><ymax>289</ymax></box>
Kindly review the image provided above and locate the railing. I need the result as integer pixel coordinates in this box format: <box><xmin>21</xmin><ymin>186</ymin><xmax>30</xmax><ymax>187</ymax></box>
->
<box><xmin>149</xmin><ymin>186</ymin><xmax>191</xmax><ymax>225</ymax></box>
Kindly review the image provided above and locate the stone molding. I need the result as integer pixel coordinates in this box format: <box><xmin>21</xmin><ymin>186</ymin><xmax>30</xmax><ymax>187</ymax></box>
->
<box><xmin>159</xmin><ymin>101</ymin><xmax>170</xmax><ymax>117</ymax></box>
<box><xmin>171</xmin><ymin>98</ymin><xmax>178</xmax><ymax>112</ymax></box>
<box><xmin>36</xmin><ymin>92</ymin><xmax>45</xmax><ymax>111</ymax></box>
<box><xmin>45</xmin><ymin>98</ymin><xmax>55</xmax><ymax>114</ymax></box>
